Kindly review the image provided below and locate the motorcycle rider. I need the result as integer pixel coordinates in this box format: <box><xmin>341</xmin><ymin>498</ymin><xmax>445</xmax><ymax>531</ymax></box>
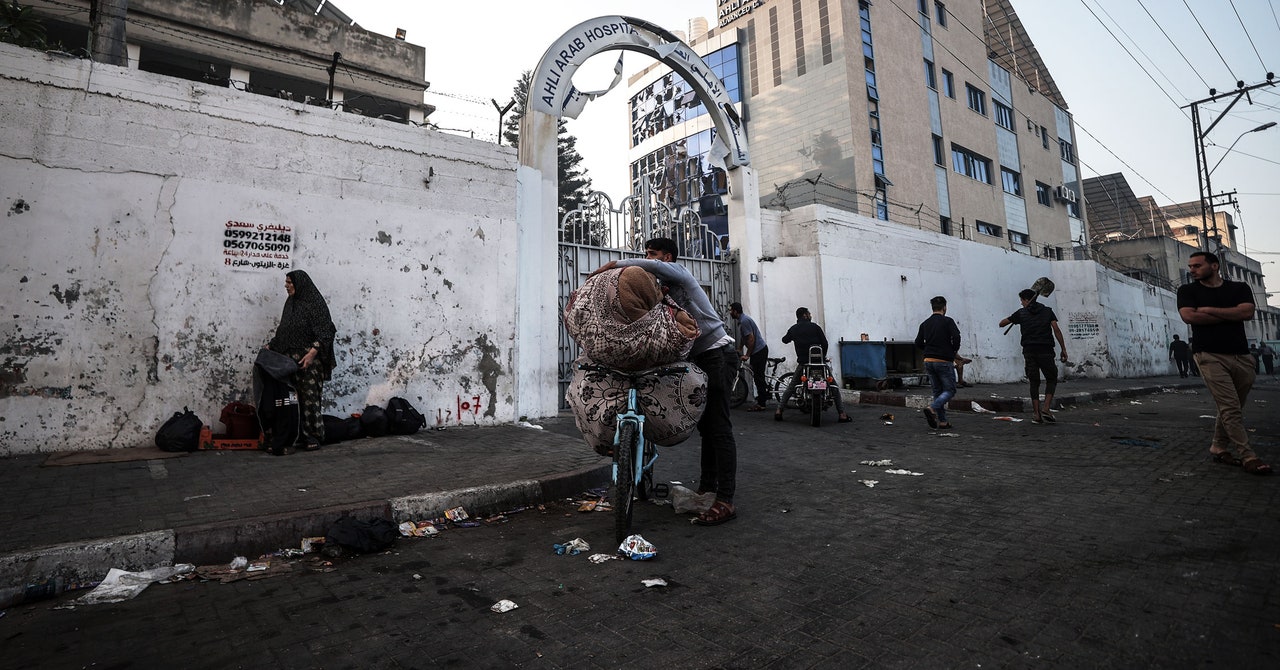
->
<box><xmin>775</xmin><ymin>307</ymin><xmax>852</xmax><ymax>423</ymax></box>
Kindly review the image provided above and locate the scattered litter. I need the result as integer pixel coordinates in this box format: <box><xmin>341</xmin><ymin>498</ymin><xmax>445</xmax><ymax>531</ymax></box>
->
<box><xmin>860</xmin><ymin>459</ymin><xmax>893</xmax><ymax>466</ymax></box>
<box><xmin>1129</xmin><ymin>401</ymin><xmax>1143</xmax><ymax>405</ymax></box>
<box><xmin>183</xmin><ymin>494</ymin><xmax>212</xmax><ymax>501</ymax></box>
<box><xmin>398</xmin><ymin>521</ymin><xmax>439</xmax><ymax>537</ymax></box>
<box><xmin>444</xmin><ymin>507</ymin><xmax>470</xmax><ymax>522</ymax></box>
<box><xmin>671</xmin><ymin>485</ymin><xmax>715</xmax><ymax>514</ymax></box>
<box><xmin>937</xmin><ymin>433</ymin><xmax>960</xmax><ymax>437</ymax></box>
<box><xmin>297</xmin><ymin>488</ymin><xmax>308</xmax><ymax>492</ymax></box>
<box><xmin>490</xmin><ymin>599</ymin><xmax>518</xmax><ymax>613</ymax></box>
<box><xmin>992</xmin><ymin>416</ymin><xmax>1023</xmax><ymax>422</ymax></box>
<box><xmin>618</xmin><ymin>534</ymin><xmax>657</xmax><ymax>560</ymax></box>
<box><xmin>1173</xmin><ymin>472</ymin><xmax>1194</xmax><ymax>477</ymax></box>
<box><xmin>641</xmin><ymin>578</ymin><xmax>668</xmax><ymax>588</ymax></box>
<box><xmin>73</xmin><ymin>564</ymin><xmax>194</xmax><ymax>605</ymax></box>
<box><xmin>970</xmin><ymin>402</ymin><xmax>993</xmax><ymax>413</ymax></box>
<box><xmin>577</xmin><ymin>499</ymin><xmax>600</xmax><ymax>512</ymax></box>
<box><xmin>229</xmin><ymin>556</ymin><xmax>248</xmax><ymax>570</ymax></box>
<box><xmin>301</xmin><ymin>537</ymin><xmax>325</xmax><ymax>553</ymax></box>
<box><xmin>516</xmin><ymin>420</ymin><xmax>543</xmax><ymax>429</ymax></box>
<box><xmin>879</xmin><ymin>413</ymin><xmax>894</xmax><ymax>422</ymax></box>
<box><xmin>858</xmin><ymin>480</ymin><xmax>879</xmax><ymax>488</ymax></box>
<box><xmin>246</xmin><ymin>560</ymin><xmax>269</xmax><ymax>572</ymax></box>
<box><xmin>587</xmin><ymin>553</ymin><xmax>618</xmax><ymax>564</ymax></box>
<box><xmin>884</xmin><ymin>469</ymin><xmax>923</xmax><ymax>476</ymax></box>
<box><xmin>883</xmin><ymin>421</ymin><xmax>894</xmax><ymax>425</ymax></box>
<box><xmin>553</xmin><ymin>538</ymin><xmax>590</xmax><ymax>556</ymax></box>
<box><xmin>1198</xmin><ymin>415</ymin><xmax>1215</xmax><ymax>419</ymax></box>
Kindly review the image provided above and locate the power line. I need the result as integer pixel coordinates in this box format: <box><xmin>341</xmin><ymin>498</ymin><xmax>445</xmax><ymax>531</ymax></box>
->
<box><xmin>1078</xmin><ymin>0</ymin><xmax>1187</xmax><ymax>115</ymax></box>
<box><xmin>1091</xmin><ymin>0</ymin><xmax>1189</xmax><ymax>101</ymax></box>
<box><xmin>1228</xmin><ymin>0</ymin><xmax>1269</xmax><ymax>73</ymax></box>
<box><xmin>1074</xmin><ymin>123</ymin><xmax>1178</xmax><ymax>203</ymax></box>
<box><xmin>1134</xmin><ymin>0</ymin><xmax>1211</xmax><ymax>92</ymax></box>
<box><xmin>1181</xmin><ymin>0</ymin><xmax>1238</xmax><ymax>83</ymax></box>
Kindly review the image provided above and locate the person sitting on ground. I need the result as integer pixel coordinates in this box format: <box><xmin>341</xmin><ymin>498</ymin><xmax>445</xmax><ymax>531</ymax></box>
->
<box><xmin>775</xmin><ymin>307</ymin><xmax>852</xmax><ymax>423</ymax></box>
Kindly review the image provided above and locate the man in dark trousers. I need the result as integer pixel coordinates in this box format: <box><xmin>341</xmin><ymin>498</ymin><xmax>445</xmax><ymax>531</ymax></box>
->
<box><xmin>998</xmin><ymin>289</ymin><xmax>1068</xmax><ymax>423</ymax></box>
<box><xmin>595</xmin><ymin>237</ymin><xmax>742</xmax><ymax>524</ymax></box>
<box><xmin>1177</xmin><ymin>251</ymin><xmax>1270</xmax><ymax>475</ymax></box>
<box><xmin>1168</xmin><ymin>334</ymin><xmax>1191</xmax><ymax>378</ymax></box>
<box><xmin>915</xmin><ymin>296</ymin><xmax>961</xmax><ymax>429</ymax></box>
<box><xmin>730</xmin><ymin>302</ymin><xmax>770</xmax><ymax>410</ymax></box>
<box><xmin>775</xmin><ymin>307</ymin><xmax>851</xmax><ymax>423</ymax></box>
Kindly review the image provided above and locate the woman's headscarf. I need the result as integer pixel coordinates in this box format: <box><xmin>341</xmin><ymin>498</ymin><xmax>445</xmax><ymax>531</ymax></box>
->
<box><xmin>269</xmin><ymin>270</ymin><xmax>337</xmax><ymax>378</ymax></box>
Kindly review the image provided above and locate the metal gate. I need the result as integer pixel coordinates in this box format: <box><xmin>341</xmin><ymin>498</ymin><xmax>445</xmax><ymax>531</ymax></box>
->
<box><xmin>557</xmin><ymin>188</ymin><xmax>738</xmax><ymax>408</ymax></box>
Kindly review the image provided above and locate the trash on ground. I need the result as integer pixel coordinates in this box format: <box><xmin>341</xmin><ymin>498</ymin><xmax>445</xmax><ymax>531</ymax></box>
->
<box><xmin>858</xmin><ymin>480</ymin><xmax>879</xmax><ymax>488</ymax></box>
<box><xmin>413</xmin><ymin>573</ymin><xmax>422</xmax><ymax>580</ymax></box>
<box><xmin>670</xmin><ymin>484</ymin><xmax>715</xmax><ymax>514</ymax></box>
<box><xmin>618</xmin><ymin>534</ymin><xmax>657</xmax><ymax>560</ymax></box>
<box><xmin>587</xmin><ymin>553</ymin><xmax>618</xmax><ymax>564</ymax></box>
<box><xmin>183</xmin><ymin>494</ymin><xmax>212</xmax><ymax>501</ymax></box>
<box><xmin>553</xmin><ymin>538</ymin><xmax>590</xmax><ymax>555</ymax></box>
<box><xmin>992</xmin><ymin>416</ymin><xmax>1023</xmax><ymax>422</ymax></box>
<box><xmin>229</xmin><ymin>556</ymin><xmax>248</xmax><ymax>570</ymax></box>
<box><xmin>936</xmin><ymin>433</ymin><xmax>960</xmax><ymax>437</ymax></box>
<box><xmin>879</xmin><ymin>413</ymin><xmax>894</xmax><ymax>421</ymax></box>
<box><xmin>577</xmin><ymin>499</ymin><xmax>600</xmax><ymax>512</ymax></box>
<box><xmin>490</xmin><ymin>599</ymin><xmax>519</xmax><ymax>613</ymax></box>
<box><xmin>884</xmin><ymin>469</ymin><xmax>924</xmax><ymax>476</ymax></box>
<box><xmin>246</xmin><ymin>560</ymin><xmax>270</xmax><ymax>572</ymax></box>
<box><xmin>641</xmin><ymin>578</ymin><xmax>668</xmax><ymax>588</ymax></box>
<box><xmin>73</xmin><ymin>564</ymin><xmax>194</xmax><ymax>605</ymax></box>
<box><xmin>444</xmin><ymin>506</ymin><xmax>470</xmax><ymax>522</ymax></box>
<box><xmin>970</xmin><ymin>402</ymin><xmax>993</xmax><ymax>413</ymax></box>
<box><xmin>1198</xmin><ymin>415</ymin><xmax>1215</xmax><ymax>419</ymax></box>
<box><xmin>399</xmin><ymin>521</ymin><xmax>440</xmax><ymax>537</ymax></box>
<box><xmin>516</xmin><ymin>420</ymin><xmax>543</xmax><ymax>429</ymax></box>
<box><xmin>1129</xmin><ymin>400</ymin><xmax>1143</xmax><ymax>405</ymax></box>
<box><xmin>301</xmin><ymin>536</ymin><xmax>325</xmax><ymax>553</ymax></box>
<box><xmin>860</xmin><ymin>459</ymin><xmax>893</xmax><ymax>466</ymax></box>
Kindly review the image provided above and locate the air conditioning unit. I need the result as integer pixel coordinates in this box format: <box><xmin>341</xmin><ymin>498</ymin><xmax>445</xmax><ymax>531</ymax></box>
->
<box><xmin>1054</xmin><ymin>185</ymin><xmax>1078</xmax><ymax>204</ymax></box>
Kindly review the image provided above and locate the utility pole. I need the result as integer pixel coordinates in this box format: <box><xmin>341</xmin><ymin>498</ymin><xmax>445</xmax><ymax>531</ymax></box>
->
<box><xmin>1182</xmin><ymin>75</ymin><xmax>1275</xmax><ymax>252</ymax></box>
<box><xmin>89</xmin><ymin>0</ymin><xmax>129</xmax><ymax>66</ymax></box>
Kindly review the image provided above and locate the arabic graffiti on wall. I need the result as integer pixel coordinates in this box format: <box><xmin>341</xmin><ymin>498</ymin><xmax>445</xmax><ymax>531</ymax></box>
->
<box><xmin>223</xmin><ymin>220</ymin><xmax>293</xmax><ymax>271</ymax></box>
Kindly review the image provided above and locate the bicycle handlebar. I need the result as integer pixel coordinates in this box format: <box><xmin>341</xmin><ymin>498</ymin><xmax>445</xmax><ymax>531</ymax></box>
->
<box><xmin>577</xmin><ymin>363</ymin><xmax>691</xmax><ymax>380</ymax></box>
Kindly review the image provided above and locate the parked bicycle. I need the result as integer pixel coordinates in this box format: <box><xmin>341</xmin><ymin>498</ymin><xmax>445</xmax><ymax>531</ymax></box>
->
<box><xmin>578</xmin><ymin>362</ymin><xmax>687</xmax><ymax>543</ymax></box>
<box><xmin>730</xmin><ymin>355</ymin><xmax>801</xmax><ymax>409</ymax></box>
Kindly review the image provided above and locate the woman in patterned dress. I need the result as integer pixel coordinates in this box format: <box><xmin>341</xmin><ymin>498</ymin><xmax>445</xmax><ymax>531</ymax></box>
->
<box><xmin>268</xmin><ymin>270</ymin><xmax>336</xmax><ymax>450</ymax></box>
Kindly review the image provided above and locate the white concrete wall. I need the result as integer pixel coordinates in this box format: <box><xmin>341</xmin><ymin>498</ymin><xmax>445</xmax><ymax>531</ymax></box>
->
<box><xmin>0</xmin><ymin>44</ymin><xmax>523</xmax><ymax>454</ymax></box>
<box><xmin>754</xmin><ymin>205</ymin><xmax>1183</xmax><ymax>383</ymax></box>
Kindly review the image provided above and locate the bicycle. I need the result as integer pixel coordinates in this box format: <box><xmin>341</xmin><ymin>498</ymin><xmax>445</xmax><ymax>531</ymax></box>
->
<box><xmin>578</xmin><ymin>362</ymin><xmax>688</xmax><ymax>544</ymax></box>
<box><xmin>730</xmin><ymin>355</ymin><xmax>802</xmax><ymax>409</ymax></box>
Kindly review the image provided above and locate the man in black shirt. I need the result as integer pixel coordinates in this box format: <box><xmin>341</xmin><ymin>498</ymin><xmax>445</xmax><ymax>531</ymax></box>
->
<box><xmin>1177</xmin><ymin>251</ymin><xmax>1269</xmax><ymax>474</ymax></box>
<box><xmin>1168</xmin><ymin>334</ymin><xmax>1191</xmax><ymax>377</ymax></box>
<box><xmin>999</xmin><ymin>289</ymin><xmax>1068</xmax><ymax>423</ymax></box>
<box><xmin>915</xmin><ymin>296</ymin><xmax>961</xmax><ymax>429</ymax></box>
<box><xmin>775</xmin><ymin>307</ymin><xmax>851</xmax><ymax>423</ymax></box>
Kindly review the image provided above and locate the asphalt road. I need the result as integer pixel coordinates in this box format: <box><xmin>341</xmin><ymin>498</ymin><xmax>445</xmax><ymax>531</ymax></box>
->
<box><xmin>4</xmin><ymin>385</ymin><xmax>1278</xmax><ymax>669</ymax></box>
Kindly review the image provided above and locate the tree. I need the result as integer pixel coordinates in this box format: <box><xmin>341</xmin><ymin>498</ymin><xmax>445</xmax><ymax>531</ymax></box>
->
<box><xmin>503</xmin><ymin>71</ymin><xmax>594</xmax><ymax>221</ymax></box>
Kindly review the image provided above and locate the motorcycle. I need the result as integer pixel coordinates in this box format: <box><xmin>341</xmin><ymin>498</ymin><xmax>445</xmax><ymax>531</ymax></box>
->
<box><xmin>796</xmin><ymin>345</ymin><xmax>837</xmax><ymax>427</ymax></box>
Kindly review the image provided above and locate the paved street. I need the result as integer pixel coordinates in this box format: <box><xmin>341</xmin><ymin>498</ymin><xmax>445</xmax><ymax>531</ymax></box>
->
<box><xmin>3</xmin><ymin>382</ymin><xmax>1278</xmax><ymax>669</ymax></box>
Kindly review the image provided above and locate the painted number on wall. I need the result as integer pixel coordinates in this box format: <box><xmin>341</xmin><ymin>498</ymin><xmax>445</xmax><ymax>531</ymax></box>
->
<box><xmin>435</xmin><ymin>395</ymin><xmax>485</xmax><ymax>426</ymax></box>
<box><xmin>222</xmin><ymin>220</ymin><xmax>294</xmax><ymax>271</ymax></box>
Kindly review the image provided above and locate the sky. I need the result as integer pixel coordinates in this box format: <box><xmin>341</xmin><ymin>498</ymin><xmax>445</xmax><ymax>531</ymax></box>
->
<box><xmin>341</xmin><ymin>1</ymin><xmax>1280</xmax><ymax>302</ymax></box>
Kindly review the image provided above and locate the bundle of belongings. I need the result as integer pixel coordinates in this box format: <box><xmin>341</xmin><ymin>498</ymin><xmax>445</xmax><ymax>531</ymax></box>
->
<box><xmin>563</xmin><ymin>266</ymin><xmax>708</xmax><ymax>451</ymax></box>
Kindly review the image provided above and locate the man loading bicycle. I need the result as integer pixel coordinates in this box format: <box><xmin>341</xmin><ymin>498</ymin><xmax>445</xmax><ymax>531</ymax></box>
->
<box><xmin>775</xmin><ymin>307</ymin><xmax>852</xmax><ymax>423</ymax></box>
<box><xmin>593</xmin><ymin>238</ymin><xmax>740</xmax><ymax>526</ymax></box>
<box><xmin>729</xmin><ymin>302</ymin><xmax>770</xmax><ymax>411</ymax></box>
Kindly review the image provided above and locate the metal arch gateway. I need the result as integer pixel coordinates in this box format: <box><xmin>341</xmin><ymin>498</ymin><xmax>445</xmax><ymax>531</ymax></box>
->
<box><xmin>530</xmin><ymin>15</ymin><xmax>749</xmax><ymax>170</ymax></box>
<box><xmin>514</xmin><ymin>16</ymin><xmax>762</xmax><ymax>421</ymax></box>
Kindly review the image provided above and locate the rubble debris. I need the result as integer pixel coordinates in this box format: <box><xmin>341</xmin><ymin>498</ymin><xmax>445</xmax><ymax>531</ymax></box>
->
<box><xmin>618</xmin><ymin>534</ymin><xmax>657</xmax><ymax>560</ymax></box>
<box><xmin>491</xmin><ymin>599</ymin><xmax>518</xmax><ymax>613</ymax></box>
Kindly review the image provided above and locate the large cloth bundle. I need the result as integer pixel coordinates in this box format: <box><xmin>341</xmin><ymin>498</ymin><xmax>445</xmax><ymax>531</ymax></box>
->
<box><xmin>564</xmin><ymin>266</ymin><xmax>698</xmax><ymax>371</ymax></box>
<box><xmin>566</xmin><ymin>357</ymin><xmax>708</xmax><ymax>449</ymax></box>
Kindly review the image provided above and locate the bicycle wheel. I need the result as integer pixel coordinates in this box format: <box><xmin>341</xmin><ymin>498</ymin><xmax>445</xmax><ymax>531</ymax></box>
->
<box><xmin>729</xmin><ymin>367</ymin><xmax>749</xmax><ymax>408</ymax></box>
<box><xmin>776</xmin><ymin>373</ymin><xmax>804</xmax><ymax>409</ymax></box>
<box><xmin>611</xmin><ymin>421</ymin><xmax>638</xmax><ymax>544</ymax></box>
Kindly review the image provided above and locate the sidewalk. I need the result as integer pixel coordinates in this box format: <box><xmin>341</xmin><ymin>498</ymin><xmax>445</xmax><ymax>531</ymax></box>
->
<box><xmin>0</xmin><ymin>373</ymin><xmax>1230</xmax><ymax>607</ymax></box>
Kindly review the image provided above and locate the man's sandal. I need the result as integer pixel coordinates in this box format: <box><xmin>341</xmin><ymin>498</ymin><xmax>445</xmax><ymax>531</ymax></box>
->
<box><xmin>1243</xmin><ymin>458</ymin><xmax>1273</xmax><ymax>475</ymax></box>
<box><xmin>1211</xmin><ymin>451</ymin><xmax>1242</xmax><ymax>467</ymax></box>
<box><xmin>922</xmin><ymin>408</ymin><xmax>938</xmax><ymax>429</ymax></box>
<box><xmin>774</xmin><ymin>410</ymin><xmax>783</xmax><ymax>422</ymax></box>
<box><xmin>693</xmin><ymin>500</ymin><xmax>737</xmax><ymax>526</ymax></box>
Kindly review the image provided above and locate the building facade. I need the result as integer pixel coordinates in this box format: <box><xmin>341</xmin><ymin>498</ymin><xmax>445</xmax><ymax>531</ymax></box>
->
<box><xmin>24</xmin><ymin>0</ymin><xmax>430</xmax><ymax>123</ymax></box>
<box><xmin>626</xmin><ymin>0</ymin><xmax>1086</xmax><ymax>259</ymax></box>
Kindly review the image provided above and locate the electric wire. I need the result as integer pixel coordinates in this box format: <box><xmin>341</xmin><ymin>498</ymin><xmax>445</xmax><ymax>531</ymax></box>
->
<box><xmin>1133</xmin><ymin>0</ymin><xmax>1211</xmax><ymax>93</ymax></box>
<box><xmin>1078</xmin><ymin>0</ymin><xmax>1187</xmax><ymax>114</ymax></box>
<box><xmin>1090</xmin><ymin>0</ymin><xmax>1189</xmax><ymax>101</ymax></box>
<box><xmin>1228</xmin><ymin>0</ymin><xmax>1269</xmax><ymax>73</ymax></box>
<box><xmin>1181</xmin><ymin>0</ymin><xmax>1238</xmax><ymax>83</ymax></box>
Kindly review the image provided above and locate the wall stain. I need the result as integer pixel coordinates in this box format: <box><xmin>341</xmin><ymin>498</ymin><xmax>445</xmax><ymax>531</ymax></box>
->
<box><xmin>376</xmin><ymin>231</ymin><xmax>392</xmax><ymax>246</ymax></box>
<box><xmin>49</xmin><ymin>281</ymin><xmax>82</xmax><ymax>307</ymax></box>
<box><xmin>8</xmin><ymin>198</ymin><xmax>30</xmax><ymax>216</ymax></box>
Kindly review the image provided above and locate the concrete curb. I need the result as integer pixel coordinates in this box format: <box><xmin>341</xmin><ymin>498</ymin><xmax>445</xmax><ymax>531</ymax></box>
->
<box><xmin>0</xmin><ymin>463</ymin><xmax>611</xmax><ymax>608</ymax></box>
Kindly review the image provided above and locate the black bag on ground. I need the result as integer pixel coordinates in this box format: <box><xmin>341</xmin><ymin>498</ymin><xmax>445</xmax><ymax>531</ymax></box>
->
<box><xmin>325</xmin><ymin>516</ymin><xmax>398</xmax><ymax>553</ymax></box>
<box><xmin>321</xmin><ymin>414</ymin><xmax>364</xmax><ymax>444</ymax></box>
<box><xmin>360</xmin><ymin>405</ymin><xmax>389</xmax><ymax>437</ymax></box>
<box><xmin>156</xmin><ymin>407</ymin><xmax>202</xmax><ymax>452</ymax></box>
<box><xmin>386</xmin><ymin>397</ymin><xmax>427</xmax><ymax>435</ymax></box>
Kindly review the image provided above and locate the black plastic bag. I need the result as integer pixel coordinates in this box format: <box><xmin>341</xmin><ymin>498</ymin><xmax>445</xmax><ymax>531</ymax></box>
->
<box><xmin>322</xmin><ymin>415</ymin><xmax>364</xmax><ymax>444</ymax></box>
<box><xmin>156</xmin><ymin>407</ymin><xmax>202</xmax><ymax>452</ymax></box>
<box><xmin>360</xmin><ymin>405</ymin><xmax>389</xmax><ymax>437</ymax></box>
<box><xmin>386</xmin><ymin>397</ymin><xmax>427</xmax><ymax>435</ymax></box>
<box><xmin>325</xmin><ymin>516</ymin><xmax>398</xmax><ymax>553</ymax></box>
